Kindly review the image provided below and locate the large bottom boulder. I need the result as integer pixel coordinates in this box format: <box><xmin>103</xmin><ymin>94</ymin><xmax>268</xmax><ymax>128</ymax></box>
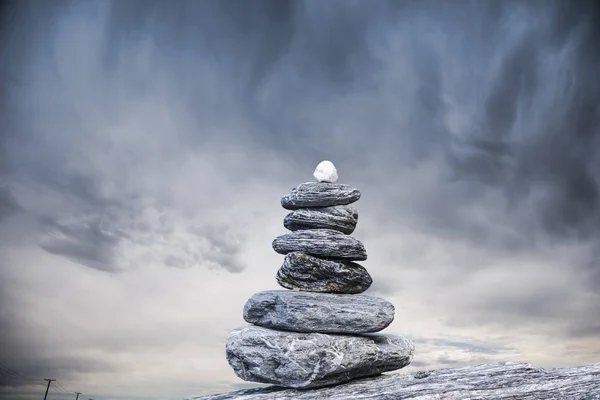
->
<box><xmin>225</xmin><ymin>325</ymin><xmax>414</xmax><ymax>389</ymax></box>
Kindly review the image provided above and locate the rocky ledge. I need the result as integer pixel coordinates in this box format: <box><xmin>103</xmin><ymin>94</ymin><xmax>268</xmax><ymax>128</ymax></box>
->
<box><xmin>188</xmin><ymin>361</ymin><xmax>600</xmax><ymax>399</ymax></box>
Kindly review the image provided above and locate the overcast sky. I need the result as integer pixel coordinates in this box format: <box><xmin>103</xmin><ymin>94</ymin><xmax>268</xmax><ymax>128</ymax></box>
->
<box><xmin>1</xmin><ymin>0</ymin><xmax>600</xmax><ymax>399</ymax></box>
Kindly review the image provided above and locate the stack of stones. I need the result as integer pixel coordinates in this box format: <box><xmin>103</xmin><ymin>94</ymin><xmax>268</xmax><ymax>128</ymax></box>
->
<box><xmin>225</xmin><ymin>161</ymin><xmax>415</xmax><ymax>389</ymax></box>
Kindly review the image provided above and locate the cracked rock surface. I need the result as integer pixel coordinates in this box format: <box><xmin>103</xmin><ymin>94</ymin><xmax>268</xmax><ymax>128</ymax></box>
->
<box><xmin>243</xmin><ymin>290</ymin><xmax>394</xmax><ymax>333</ymax></box>
<box><xmin>189</xmin><ymin>361</ymin><xmax>600</xmax><ymax>399</ymax></box>
<box><xmin>272</xmin><ymin>229</ymin><xmax>367</xmax><ymax>261</ymax></box>
<box><xmin>225</xmin><ymin>325</ymin><xmax>414</xmax><ymax>389</ymax></box>
<box><xmin>281</xmin><ymin>182</ymin><xmax>361</xmax><ymax>210</ymax></box>
<box><xmin>283</xmin><ymin>205</ymin><xmax>358</xmax><ymax>234</ymax></box>
<box><xmin>276</xmin><ymin>252</ymin><xmax>372</xmax><ymax>294</ymax></box>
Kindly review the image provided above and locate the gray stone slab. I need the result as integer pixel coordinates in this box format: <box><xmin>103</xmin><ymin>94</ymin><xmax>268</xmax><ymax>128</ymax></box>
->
<box><xmin>224</xmin><ymin>325</ymin><xmax>414</xmax><ymax>389</ymax></box>
<box><xmin>276</xmin><ymin>252</ymin><xmax>372</xmax><ymax>294</ymax></box>
<box><xmin>283</xmin><ymin>205</ymin><xmax>358</xmax><ymax>234</ymax></box>
<box><xmin>272</xmin><ymin>229</ymin><xmax>367</xmax><ymax>261</ymax></box>
<box><xmin>281</xmin><ymin>182</ymin><xmax>361</xmax><ymax>210</ymax></box>
<box><xmin>188</xmin><ymin>361</ymin><xmax>600</xmax><ymax>399</ymax></box>
<box><xmin>243</xmin><ymin>290</ymin><xmax>394</xmax><ymax>333</ymax></box>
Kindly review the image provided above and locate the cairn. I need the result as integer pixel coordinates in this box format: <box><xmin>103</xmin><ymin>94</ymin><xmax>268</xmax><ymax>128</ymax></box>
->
<box><xmin>225</xmin><ymin>161</ymin><xmax>415</xmax><ymax>389</ymax></box>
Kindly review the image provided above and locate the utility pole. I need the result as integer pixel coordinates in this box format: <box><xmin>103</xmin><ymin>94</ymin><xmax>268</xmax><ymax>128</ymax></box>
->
<box><xmin>75</xmin><ymin>392</ymin><xmax>82</xmax><ymax>400</ymax></box>
<box><xmin>43</xmin><ymin>379</ymin><xmax>56</xmax><ymax>400</ymax></box>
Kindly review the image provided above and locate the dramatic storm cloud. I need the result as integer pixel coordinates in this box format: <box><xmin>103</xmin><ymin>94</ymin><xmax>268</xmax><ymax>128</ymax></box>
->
<box><xmin>1</xmin><ymin>0</ymin><xmax>599</xmax><ymax>399</ymax></box>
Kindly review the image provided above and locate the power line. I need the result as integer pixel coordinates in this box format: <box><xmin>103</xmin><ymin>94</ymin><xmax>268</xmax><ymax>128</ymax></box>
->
<box><xmin>43</xmin><ymin>378</ymin><xmax>56</xmax><ymax>400</ymax></box>
<box><xmin>50</xmin><ymin>383</ymin><xmax>68</xmax><ymax>395</ymax></box>
<box><xmin>0</xmin><ymin>362</ymin><xmax>82</xmax><ymax>397</ymax></box>
<box><xmin>0</xmin><ymin>362</ymin><xmax>26</xmax><ymax>377</ymax></box>
<box><xmin>0</xmin><ymin>369</ymin><xmax>39</xmax><ymax>382</ymax></box>
<box><xmin>0</xmin><ymin>365</ymin><xmax>45</xmax><ymax>387</ymax></box>
<box><xmin>0</xmin><ymin>362</ymin><xmax>41</xmax><ymax>382</ymax></box>
<box><xmin>55</xmin><ymin>380</ymin><xmax>71</xmax><ymax>393</ymax></box>
<box><xmin>62</xmin><ymin>382</ymin><xmax>73</xmax><ymax>393</ymax></box>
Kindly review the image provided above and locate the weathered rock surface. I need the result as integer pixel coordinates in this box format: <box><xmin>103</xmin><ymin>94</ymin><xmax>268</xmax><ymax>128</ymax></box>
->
<box><xmin>225</xmin><ymin>326</ymin><xmax>414</xmax><ymax>389</ymax></box>
<box><xmin>243</xmin><ymin>290</ymin><xmax>394</xmax><ymax>333</ymax></box>
<box><xmin>188</xmin><ymin>361</ymin><xmax>600</xmax><ymax>399</ymax></box>
<box><xmin>283</xmin><ymin>205</ymin><xmax>358</xmax><ymax>234</ymax></box>
<box><xmin>272</xmin><ymin>229</ymin><xmax>367</xmax><ymax>261</ymax></box>
<box><xmin>281</xmin><ymin>182</ymin><xmax>361</xmax><ymax>210</ymax></box>
<box><xmin>277</xmin><ymin>252</ymin><xmax>372</xmax><ymax>294</ymax></box>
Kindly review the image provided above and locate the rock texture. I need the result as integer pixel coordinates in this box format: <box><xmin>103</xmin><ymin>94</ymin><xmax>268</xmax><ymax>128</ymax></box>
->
<box><xmin>188</xmin><ymin>361</ymin><xmax>600</xmax><ymax>399</ymax></box>
<box><xmin>281</xmin><ymin>182</ymin><xmax>361</xmax><ymax>210</ymax></box>
<box><xmin>283</xmin><ymin>205</ymin><xmax>358</xmax><ymax>234</ymax></box>
<box><xmin>225</xmin><ymin>325</ymin><xmax>414</xmax><ymax>389</ymax></box>
<box><xmin>243</xmin><ymin>290</ymin><xmax>394</xmax><ymax>333</ymax></box>
<box><xmin>313</xmin><ymin>160</ymin><xmax>338</xmax><ymax>183</ymax></box>
<box><xmin>272</xmin><ymin>229</ymin><xmax>367</xmax><ymax>261</ymax></box>
<box><xmin>276</xmin><ymin>252</ymin><xmax>372</xmax><ymax>294</ymax></box>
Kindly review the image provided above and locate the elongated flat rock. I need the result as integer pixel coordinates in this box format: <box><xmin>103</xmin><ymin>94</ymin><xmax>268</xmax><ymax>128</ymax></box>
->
<box><xmin>224</xmin><ymin>325</ymin><xmax>414</xmax><ymax>389</ymax></box>
<box><xmin>283</xmin><ymin>205</ymin><xmax>358</xmax><ymax>234</ymax></box>
<box><xmin>243</xmin><ymin>290</ymin><xmax>394</xmax><ymax>333</ymax></box>
<box><xmin>189</xmin><ymin>361</ymin><xmax>600</xmax><ymax>399</ymax></box>
<box><xmin>277</xmin><ymin>252</ymin><xmax>372</xmax><ymax>294</ymax></box>
<box><xmin>272</xmin><ymin>229</ymin><xmax>367</xmax><ymax>261</ymax></box>
<box><xmin>281</xmin><ymin>182</ymin><xmax>361</xmax><ymax>210</ymax></box>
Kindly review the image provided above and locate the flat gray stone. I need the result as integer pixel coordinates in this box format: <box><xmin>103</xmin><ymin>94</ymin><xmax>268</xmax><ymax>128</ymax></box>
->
<box><xmin>243</xmin><ymin>290</ymin><xmax>394</xmax><ymax>333</ymax></box>
<box><xmin>188</xmin><ymin>361</ymin><xmax>600</xmax><ymax>399</ymax></box>
<box><xmin>277</xmin><ymin>252</ymin><xmax>372</xmax><ymax>294</ymax></box>
<box><xmin>281</xmin><ymin>182</ymin><xmax>361</xmax><ymax>210</ymax></box>
<box><xmin>283</xmin><ymin>205</ymin><xmax>358</xmax><ymax>234</ymax></box>
<box><xmin>224</xmin><ymin>325</ymin><xmax>414</xmax><ymax>389</ymax></box>
<box><xmin>272</xmin><ymin>229</ymin><xmax>367</xmax><ymax>261</ymax></box>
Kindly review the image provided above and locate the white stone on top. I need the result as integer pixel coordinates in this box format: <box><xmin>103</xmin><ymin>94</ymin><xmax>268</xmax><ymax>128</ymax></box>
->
<box><xmin>313</xmin><ymin>160</ymin><xmax>338</xmax><ymax>183</ymax></box>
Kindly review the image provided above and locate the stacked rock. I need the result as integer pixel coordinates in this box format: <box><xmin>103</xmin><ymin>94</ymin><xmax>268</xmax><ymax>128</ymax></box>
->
<box><xmin>225</xmin><ymin>161</ymin><xmax>415</xmax><ymax>389</ymax></box>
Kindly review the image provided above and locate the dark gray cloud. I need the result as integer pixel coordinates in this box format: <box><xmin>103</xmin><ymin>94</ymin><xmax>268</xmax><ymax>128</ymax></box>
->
<box><xmin>0</xmin><ymin>187</ymin><xmax>20</xmax><ymax>223</ymax></box>
<box><xmin>2</xmin><ymin>0</ymin><xmax>600</xmax><ymax>274</ymax></box>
